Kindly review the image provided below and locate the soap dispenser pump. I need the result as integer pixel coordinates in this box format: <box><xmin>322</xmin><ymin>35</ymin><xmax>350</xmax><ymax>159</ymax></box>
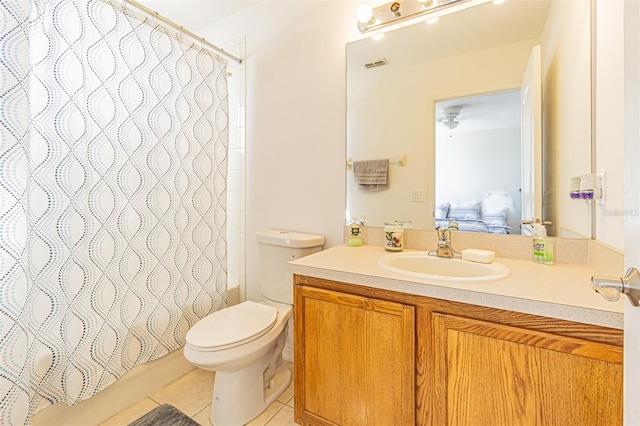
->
<box><xmin>532</xmin><ymin>223</ymin><xmax>553</xmax><ymax>264</ymax></box>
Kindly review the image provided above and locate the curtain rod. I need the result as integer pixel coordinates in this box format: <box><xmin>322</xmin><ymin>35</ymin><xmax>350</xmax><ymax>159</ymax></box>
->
<box><xmin>122</xmin><ymin>0</ymin><xmax>243</xmax><ymax>64</ymax></box>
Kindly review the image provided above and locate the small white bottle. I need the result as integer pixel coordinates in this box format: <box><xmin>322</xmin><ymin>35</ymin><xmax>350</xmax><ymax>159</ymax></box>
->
<box><xmin>532</xmin><ymin>224</ymin><xmax>553</xmax><ymax>264</ymax></box>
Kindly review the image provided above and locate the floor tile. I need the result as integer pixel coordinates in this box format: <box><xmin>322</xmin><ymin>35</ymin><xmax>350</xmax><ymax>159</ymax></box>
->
<box><xmin>276</xmin><ymin>377</ymin><xmax>294</xmax><ymax>405</ymax></box>
<box><xmin>192</xmin><ymin>404</ymin><xmax>212</xmax><ymax>426</ymax></box>
<box><xmin>245</xmin><ymin>400</ymin><xmax>285</xmax><ymax>426</ymax></box>
<box><xmin>149</xmin><ymin>369</ymin><xmax>215</xmax><ymax>417</ymax></box>
<box><xmin>106</xmin><ymin>362</ymin><xmax>300</xmax><ymax>425</ymax></box>
<box><xmin>99</xmin><ymin>398</ymin><xmax>159</xmax><ymax>426</ymax></box>
<box><xmin>265</xmin><ymin>405</ymin><xmax>296</xmax><ymax>426</ymax></box>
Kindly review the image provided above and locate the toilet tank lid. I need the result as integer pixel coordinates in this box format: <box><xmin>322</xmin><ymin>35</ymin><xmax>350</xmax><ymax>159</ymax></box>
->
<box><xmin>256</xmin><ymin>229</ymin><xmax>324</xmax><ymax>248</ymax></box>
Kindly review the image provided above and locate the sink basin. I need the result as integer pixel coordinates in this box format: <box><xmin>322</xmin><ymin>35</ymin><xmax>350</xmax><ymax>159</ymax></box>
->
<box><xmin>378</xmin><ymin>252</ymin><xmax>509</xmax><ymax>282</ymax></box>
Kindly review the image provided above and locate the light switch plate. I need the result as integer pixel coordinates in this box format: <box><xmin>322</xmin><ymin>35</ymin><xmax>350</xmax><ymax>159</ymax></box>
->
<box><xmin>411</xmin><ymin>188</ymin><xmax>424</xmax><ymax>202</ymax></box>
<box><xmin>596</xmin><ymin>171</ymin><xmax>606</xmax><ymax>205</ymax></box>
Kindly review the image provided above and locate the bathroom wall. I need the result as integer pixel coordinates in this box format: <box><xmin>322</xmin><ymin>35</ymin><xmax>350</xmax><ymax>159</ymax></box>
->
<box><xmin>541</xmin><ymin>0</ymin><xmax>624</xmax><ymax>249</ymax></box>
<box><xmin>593</xmin><ymin>0</ymin><xmax>625</xmax><ymax>251</ymax></box>
<box><xmin>200</xmin><ymin>1</ymin><xmax>359</xmax><ymax>301</ymax></box>
<box><xmin>226</xmin><ymin>37</ymin><xmax>247</xmax><ymax>304</ymax></box>
<box><xmin>540</xmin><ymin>0</ymin><xmax>593</xmax><ymax>240</ymax></box>
<box><xmin>31</xmin><ymin>350</ymin><xmax>193</xmax><ymax>425</ymax></box>
<box><xmin>198</xmin><ymin>0</ymin><xmax>627</xmax><ymax>301</ymax></box>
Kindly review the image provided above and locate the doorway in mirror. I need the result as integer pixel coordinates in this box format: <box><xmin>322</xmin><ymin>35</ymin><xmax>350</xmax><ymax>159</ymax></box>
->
<box><xmin>435</xmin><ymin>90</ymin><xmax>523</xmax><ymax>235</ymax></box>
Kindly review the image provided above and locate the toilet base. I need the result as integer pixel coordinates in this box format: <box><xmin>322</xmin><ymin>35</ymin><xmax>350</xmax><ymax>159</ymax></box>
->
<box><xmin>210</xmin><ymin>357</ymin><xmax>291</xmax><ymax>425</ymax></box>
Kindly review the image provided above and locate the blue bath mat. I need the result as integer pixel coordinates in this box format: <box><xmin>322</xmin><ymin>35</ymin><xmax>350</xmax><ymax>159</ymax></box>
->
<box><xmin>128</xmin><ymin>404</ymin><xmax>200</xmax><ymax>426</ymax></box>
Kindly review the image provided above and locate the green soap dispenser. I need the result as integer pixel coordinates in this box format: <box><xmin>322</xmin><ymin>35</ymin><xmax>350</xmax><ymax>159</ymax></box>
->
<box><xmin>348</xmin><ymin>215</ymin><xmax>363</xmax><ymax>247</ymax></box>
<box><xmin>532</xmin><ymin>223</ymin><xmax>553</xmax><ymax>264</ymax></box>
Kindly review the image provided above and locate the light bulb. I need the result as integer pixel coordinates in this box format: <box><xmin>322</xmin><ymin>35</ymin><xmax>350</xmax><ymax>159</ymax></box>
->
<box><xmin>426</xmin><ymin>16</ymin><xmax>439</xmax><ymax>24</ymax></box>
<box><xmin>357</xmin><ymin>4</ymin><xmax>374</xmax><ymax>23</ymax></box>
<box><xmin>443</xmin><ymin>117</ymin><xmax>459</xmax><ymax>130</ymax></box>
<box><xmin>372</xmin><ymin>33</ymin><xmax>385</xmax><ymax>41</ymax></box>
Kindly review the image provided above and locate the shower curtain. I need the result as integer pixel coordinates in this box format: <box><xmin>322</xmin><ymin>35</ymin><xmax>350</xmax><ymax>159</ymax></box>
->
<box><xmin>0</xmin><ymin>0</ymin><xmax>228</xmax><ymax>424</ymax></box>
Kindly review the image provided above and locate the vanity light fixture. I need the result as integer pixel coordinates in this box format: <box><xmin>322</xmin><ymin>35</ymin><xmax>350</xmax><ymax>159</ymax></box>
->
<box><xmin>357</xmin><ymin>0</ymin><xmax>500</xmax><ymax>34</ymax></box>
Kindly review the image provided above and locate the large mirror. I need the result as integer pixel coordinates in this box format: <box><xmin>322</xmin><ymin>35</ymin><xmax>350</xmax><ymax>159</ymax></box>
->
<box><xmin>346</xmin><ymin>0</ymin><xmax>593</xmax><ymax>238</ymax></box>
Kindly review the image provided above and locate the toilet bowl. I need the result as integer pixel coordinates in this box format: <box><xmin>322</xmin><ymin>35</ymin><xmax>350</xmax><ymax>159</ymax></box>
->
<box><xmin>183</xmin><ymin>229</ymin><xmax>324</xmax><ymax>425</ymax></box>
<box><xmin>184</xmin><ymin>300</ymin><xmax>292</xmax><ymax>425</ymax></box>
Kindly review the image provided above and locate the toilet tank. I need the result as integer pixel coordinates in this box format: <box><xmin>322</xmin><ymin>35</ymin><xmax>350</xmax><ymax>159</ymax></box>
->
<box><xmin>256</xmin><ymin>229</ymin><xmax>324</xmax><ymax>304</ymax></box>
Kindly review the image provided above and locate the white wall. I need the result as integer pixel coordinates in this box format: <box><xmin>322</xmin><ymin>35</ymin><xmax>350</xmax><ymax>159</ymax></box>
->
<box><xmin>540</xmin><ymin>0</ymin><xmax>592</xmax><ymax>239</ymax></box>
<box><xmin>436</xmin><ymin>127</ymin><xmax>522</xmax><ymax>232</ymax></box>
<box><xmin>436</xmin><ymin>127</ymin><xmax>521</xmax><ymax>204</ymax></box>
<box><xmin>540</xmin><ymin>0</ymin><xmax>625</xmax><ymax>247</ymax></box>
<box><xmin>225</xmin><ymin>37</ymin><xmax>247</xmax><ymax>303</ymax></box>
<box><xmin>199</xmin><ymin>2</ymin><xmax>359</xmax><ymax>301</ymax></box>
<box><xmin>594</xmin><ymin>0</ymin><xmax>625</xmax><ymax>250</ymax></box>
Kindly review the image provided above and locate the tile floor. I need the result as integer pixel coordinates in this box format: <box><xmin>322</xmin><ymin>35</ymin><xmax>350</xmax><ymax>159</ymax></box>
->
<box><xmin>100</xmin><ymin>363</ymin><xmax>296</xmax><ymax>426</ymax></box>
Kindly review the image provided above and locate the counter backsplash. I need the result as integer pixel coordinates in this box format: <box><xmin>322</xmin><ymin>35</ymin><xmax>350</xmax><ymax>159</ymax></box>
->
<box><xmin>343</xmin><ymin>226</ymin><xmax>624</xmax><ymax>276</ymax></box>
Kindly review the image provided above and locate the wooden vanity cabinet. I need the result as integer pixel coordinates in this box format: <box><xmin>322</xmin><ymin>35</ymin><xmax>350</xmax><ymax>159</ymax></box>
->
<box><xmin>294</xmin><ymin>275</ymin><xmax>623</xmax><ymax>426</ymax></box>
<box><xmin>294</xmin><ymin>280</ymin><xmax>416</xmax><ymax>425</ymax></box>
<box><xmin>431</xmin><ymin>313</ymin><xmax>623</xmax><ymax>425</ymax></box>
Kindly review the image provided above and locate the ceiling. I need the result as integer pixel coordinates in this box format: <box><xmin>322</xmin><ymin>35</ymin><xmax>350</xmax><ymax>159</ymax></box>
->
<box><xmin>435</xmin><ymin>90</ymin><xmax>521</xmax><ymax>135</ymax></box>
<box><xmin>138</xmin><ymin>0</ymin><xmax>259</xmax><ymax>31</ymax></box>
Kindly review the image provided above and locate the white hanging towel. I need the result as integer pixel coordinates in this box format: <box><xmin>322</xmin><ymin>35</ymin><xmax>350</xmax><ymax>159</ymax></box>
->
<box><xmin>353</xmin><ymin>159</ymin><xmax>389</xmax><ymax>191</ymax></box>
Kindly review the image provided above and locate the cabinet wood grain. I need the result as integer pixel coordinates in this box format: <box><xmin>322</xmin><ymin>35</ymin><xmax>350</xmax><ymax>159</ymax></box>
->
<box><xmin>295</xmin><ymin>285</ymin><xmax>415</xmax><ymax>425</ymax></box>
<box><xmin>432</xmin><ymin>313</ymin><xmax>623</xmax><ymax>425</ymax></box>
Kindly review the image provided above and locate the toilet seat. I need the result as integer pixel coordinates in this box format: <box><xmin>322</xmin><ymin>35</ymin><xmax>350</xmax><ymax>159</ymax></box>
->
<box><xmin>186</xmin><ymin>301</ymin><xmax>277</xmax><ymax>352</ymax></box>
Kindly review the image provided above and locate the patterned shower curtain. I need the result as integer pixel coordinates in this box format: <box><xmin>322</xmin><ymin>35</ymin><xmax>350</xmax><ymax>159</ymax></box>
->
<box><xmin>0</xmin><ymin>0</ymin><xmax>228</xmax><ymax>424</ymax></box>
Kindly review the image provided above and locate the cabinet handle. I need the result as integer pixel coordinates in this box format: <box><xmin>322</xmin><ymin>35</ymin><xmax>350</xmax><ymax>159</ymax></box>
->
<box><xmin>592</xmin><ymin>267</ymin><xmax>640</xmax><ymax>306</ymax></box>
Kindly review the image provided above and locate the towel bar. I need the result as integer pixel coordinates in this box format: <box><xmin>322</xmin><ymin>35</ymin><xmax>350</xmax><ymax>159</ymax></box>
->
<box><xmin>346</xmin><ymin>153</ymin><xmax>406</xmax><ymax>170</ymax></box>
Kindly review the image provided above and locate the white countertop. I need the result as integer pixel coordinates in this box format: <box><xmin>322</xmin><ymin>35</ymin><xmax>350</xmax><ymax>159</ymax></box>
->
<box><xmin>288</xmin><ymin>245</ymin><xmax>624</xmax><ymax>330</ymax></box>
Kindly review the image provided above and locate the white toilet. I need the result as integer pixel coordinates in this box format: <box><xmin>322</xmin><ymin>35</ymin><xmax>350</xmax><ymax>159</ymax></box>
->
<box><xmin>183</xmin><ymin>229</ymin><xmax>324</xmax><ymax>425</ymax></box>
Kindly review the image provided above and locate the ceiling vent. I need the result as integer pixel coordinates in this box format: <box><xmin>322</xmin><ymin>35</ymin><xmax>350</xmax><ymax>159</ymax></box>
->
<box><xmin>364</xmin><ymin>58</ymin><xmax>389</xmax><ymax>69</ymax></box>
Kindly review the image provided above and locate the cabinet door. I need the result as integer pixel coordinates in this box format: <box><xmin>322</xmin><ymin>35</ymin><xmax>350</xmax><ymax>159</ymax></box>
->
<box><xmin>295</xmin><ymin>285</ymin><xmax>415</xmax><ymax>425</ymax></box>
<box><xmin>432</xmin><ymin>313</ymin><xmax>623</xmax><ymax>425</ymax></box>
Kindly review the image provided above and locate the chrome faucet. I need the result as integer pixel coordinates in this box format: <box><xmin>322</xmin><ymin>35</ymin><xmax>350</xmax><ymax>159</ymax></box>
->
<box><xmin>428</xmin><ymin>226</ymin><xmax>461</xmax><ymax>258</ymax></box>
